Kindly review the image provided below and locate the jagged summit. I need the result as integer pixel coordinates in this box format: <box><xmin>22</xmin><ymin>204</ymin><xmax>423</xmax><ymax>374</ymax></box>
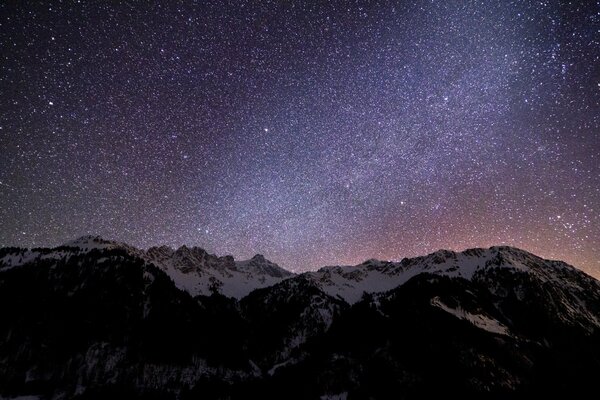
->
<box><xmin>306</xmin><ymin>245</ymin><xmax>590</xmax><ymax>304</ymax></box>
<box><xmin>143</xmin><ymin>243</ymin><xmax>292</xmax><ymax>298</ymax></box>
<box><xmin>1</xmin><ymin>237</ymin><xmax>293</xmax><ymax>298</ymax></box>
<box><xmin>147</xmin><ymin>245</ymin><xmax>236</xmax><ymax>273</ymax></box>
<box><xmin>1</xmin><ymin>238</ymin><xmax>595</xmax><ymax>304</ymax></box>
<box><xmin>359</xmin><ymin>258</ymin><xmax>387</xmax><ymax>267</ymax></box>
<box><xmin>236</xmin><ymin>253</ymin><xmax>292</xmax><ymax>279</ymax></box>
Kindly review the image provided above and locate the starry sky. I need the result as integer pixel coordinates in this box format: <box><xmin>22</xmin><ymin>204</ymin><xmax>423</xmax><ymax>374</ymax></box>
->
<box><xmin>0</xmin><ymin>1</ymin><xmax>598</xmax><ymax>276</ymax></box>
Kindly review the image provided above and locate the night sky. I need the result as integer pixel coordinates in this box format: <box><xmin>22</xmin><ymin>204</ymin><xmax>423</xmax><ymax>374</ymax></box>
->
<box><xmin>0</xmin><ymin>1</ymin><xmax>598</xmax><ymax>276</ymax></box>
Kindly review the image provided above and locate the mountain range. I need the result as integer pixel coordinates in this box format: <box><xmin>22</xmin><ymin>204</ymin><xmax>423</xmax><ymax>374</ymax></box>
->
<box><xmin>1</xmin><ymin>236</ymin><xmax>599</xmax><ymax>399</ymax></box>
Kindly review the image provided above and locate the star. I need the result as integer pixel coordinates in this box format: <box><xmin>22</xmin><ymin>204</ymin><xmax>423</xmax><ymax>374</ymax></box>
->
<box><xmin>0</xmin><ymin>1</ymin><xmax>597</xmax><ymax>278</ymax></box>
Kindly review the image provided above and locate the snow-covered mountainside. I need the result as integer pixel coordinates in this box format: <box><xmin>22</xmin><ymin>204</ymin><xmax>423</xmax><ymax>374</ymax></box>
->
<box><xmin>1</xmin><ymin>237</ymin><xmax>599</xmax><ymax>399</ymax></box>
<box><xmin>0</xmin><ymin>236</ymin><xmax>294</xmax><ymax>299</ymax></box>
<box><xmin>306</xmin><ymin>246</ymin><xmax>599</xmax><ymax>305</ymax></box>
<box><xmin>1</xmin><ymin>237</ymin><xmax>597</xmax><ymax>310</ymax></box>
<box><xmin>145</xmin><ymin>245</ymin><xmax>294</xmax><ymax>298</ymax></box>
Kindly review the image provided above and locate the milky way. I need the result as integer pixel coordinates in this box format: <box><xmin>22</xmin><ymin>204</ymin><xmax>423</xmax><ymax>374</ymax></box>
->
<box><xmin>0</xmin><ymin>1</ymin><xmax>598</xmax><ymax>276</ymax></box>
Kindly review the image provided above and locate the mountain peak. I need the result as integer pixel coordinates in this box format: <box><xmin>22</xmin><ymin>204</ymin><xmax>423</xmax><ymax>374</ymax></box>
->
<box><xmin>305</xmin><ymin>245</ymin><xmax>590</xmax><ymax>304</ymax></box>
<box><xmin>361</xmin><ymin>258</ymin><xmax>379</xmax><ymax>264</ymax></box>
<box><xmin>236</xmin><ymin>255</ymin><xmax>293</xmax><ymax>279</ymax></box>
<box><xmin>61</xmin><ymin>235</ymin><xmax>134</xmax><ymax>252</ymax></box>
<box><xmin>63</xmin><ymin>235</ymin><xmax>107</xmax><ymax>246</ymax></box>
<box><xmin>3</xmin><ymin>238</ymin><xmax>590</xmax><ymax>305</ymax></box>
<box><xmin>251</xmin><ymin>254</ymin><xmax>267</xmax><ymax>262</ymax></box>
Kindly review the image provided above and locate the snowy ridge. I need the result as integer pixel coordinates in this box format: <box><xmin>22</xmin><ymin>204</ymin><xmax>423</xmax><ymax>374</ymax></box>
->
<box><xmin>0</xmin><ymin>235</ymin><xmax>143</xmax><ymax>271</ymax></box>
<box><xmin>0</xmin><ymin>236</ymin><xmax>294</xmax><ymax>299</ymax></box>
<box><xmin>2</xmin><ymin>238</ymin><xmax>597</xmax><ymax>310</ymax></box>
<box><xmin>145</xmin><ymin>246</ymin><xmax>294</xmax><ymax>298</ymax></box>
<box><xmin>62</xmin><ymin>235</ymin><xmax>137</xmax><ymax>252</ymax></box>
<box><xmin>304</xmin><ymin>246</ymin><xmax>594</xmax><ymax>304</ymax></box>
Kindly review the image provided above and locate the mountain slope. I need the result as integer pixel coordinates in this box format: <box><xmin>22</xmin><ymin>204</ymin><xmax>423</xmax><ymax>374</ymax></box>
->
<box><xmin>0</xmin><ymin>239</ymin><xmax>599</xmax><ymax>399</ymax></box>
<box><xmin>286</xmin><ymin>272</ymin><xmax>600</xmax><ymax>398</ymax></box>
<box><xmin>0</xmin><ymin>245</ymin><xmax>255</xmax><ymax>399</ymax></box>
<box><xmin>306</xmin><ymin>246</ymin><xmax>600</xmax><ymax>308</ymax></box>
<box><xmin>0</xmin><ymin>235</ymin><xmax>294</xmax><ymax>300</ymax></box>
<box><xmin>145</xmin><ymin>245</ymin><xmax>293</xmax><ymax>298</ymax></box>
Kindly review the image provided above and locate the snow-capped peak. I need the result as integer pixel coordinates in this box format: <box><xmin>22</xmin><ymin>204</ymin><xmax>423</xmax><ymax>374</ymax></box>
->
<box><xmin>305</xmin><ymin>246</ymin><xmax>585</xmax><ymax>304</ymax></box>
<box><xmin>2</xmin><ymin>238</ymin><xmax>593</xmax><ymax>307</ymax></box>
<box><xmin>0</xmin><ymin>235</ymin><xmax>144</xmax><ymax>272</ymax></box>
<box><xmin>1</xmin><ymin>237</ymin><xmax>295</xmax><ymax>300</ymax></box>
<box><xmin>62</xmin><ymin>235</ymin><xmax>107</xmax><ymax>247</ymax></box>
<box><xmin>61</xmin><ymin>235</ymin><xmax>149</xmax><ymax>260</ymax></box>
<box><xmin>235</xmin><ymin>254</ymin><xmax>293</xmax><ymax>278</ymax></box>
<box><xmin>62</xmin><ymin>235</ymin><xmax>129</xmax><ymax>251</ymax></box>
<box><xmin>144</xmin><ymin>246</ymin><xmax>294</xmax><ymax>299</ymax></box>
<box><xmin>251</xmin><ymin>253</ymin><xmax>267</xmax><ymax>262</ymax></box>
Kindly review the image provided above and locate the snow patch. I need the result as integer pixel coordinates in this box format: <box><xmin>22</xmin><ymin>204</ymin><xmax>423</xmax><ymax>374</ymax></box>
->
<box><xmin>430</xmin><ymin>296</ymin><xmax>511</xmax><ymax>336</ymax></box>
<box><xmin>268</xmin><ymin>359</ymin><xmax>293</xmax><ymax>376</ymax></box>
<box><xmin>320</xmin><ymin>392</ymin><xmax>348</xmax><ymax>400</ymax></box>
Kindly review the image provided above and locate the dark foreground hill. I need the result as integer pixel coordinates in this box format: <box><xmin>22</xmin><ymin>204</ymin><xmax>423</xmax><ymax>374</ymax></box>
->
<box><xmin>1</xmin><ymin>237</ymin><xmax>599</xmax><ymax>399</ymax></box>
